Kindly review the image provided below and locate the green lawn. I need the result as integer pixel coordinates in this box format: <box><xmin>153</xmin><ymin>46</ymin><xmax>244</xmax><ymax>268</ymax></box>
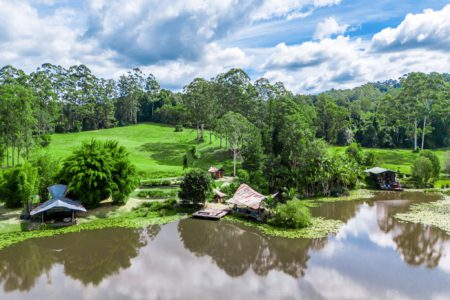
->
<box><xmin>48</xmin><ymin>123</ymin><xmax>234</xmax><ymax>179</ymax></box>
<box><xmin>331</xmin><ymin>146</ymin><xmax>450</xmax><ymax>187</ymax></box>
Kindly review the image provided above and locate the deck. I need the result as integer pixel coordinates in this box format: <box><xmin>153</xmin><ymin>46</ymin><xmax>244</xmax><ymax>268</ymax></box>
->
<box><xmin>192</xmin><ymin>208</ymin><xmax>230</xmax><ymax>220</ymax></box>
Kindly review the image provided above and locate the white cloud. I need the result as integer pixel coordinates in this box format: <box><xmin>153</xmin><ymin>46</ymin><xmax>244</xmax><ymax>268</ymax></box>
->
<box><xmin>314</xmin><ymin>17</ymin><xmax>349</xmax><ymax>40</ymax></box>
<box><xmin>251</xmin><ymin>0</ymin><xmax>342</xmax><ymax>21</ymax></box>
<box><xmin>371</xmin><ymin>4</ymin><xmax>450</xmax><ymax>51</ymax></box>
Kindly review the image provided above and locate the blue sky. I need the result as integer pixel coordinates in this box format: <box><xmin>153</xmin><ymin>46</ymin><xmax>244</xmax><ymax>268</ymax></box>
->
<box><xmin>1</xmin><ymin>0</ymin><xmax>449</xmax><ymax>93</ymax></box>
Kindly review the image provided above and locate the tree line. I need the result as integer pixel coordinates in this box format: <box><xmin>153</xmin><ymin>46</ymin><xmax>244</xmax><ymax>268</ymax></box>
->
<box><xmin>0</xmin><ymin>64</ymin><xmax>449</xmax><ymax>195</ymax></box>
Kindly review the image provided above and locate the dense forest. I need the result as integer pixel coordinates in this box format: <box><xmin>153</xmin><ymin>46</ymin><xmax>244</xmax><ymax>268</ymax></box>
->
<box><xmin>0</xmin><ymin>64</ymin><xmax>449</xmax><ymax>195</ymax></box>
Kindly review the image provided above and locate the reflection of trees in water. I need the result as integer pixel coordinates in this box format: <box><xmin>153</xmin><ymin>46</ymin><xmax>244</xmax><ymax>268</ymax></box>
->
<box><xmin>0</xmin><ymin>225</ymin><xmax>160</xmax><ymax>292</ymax></box>
<box><xmin>178</xmin><ymin>219</ymin><xmax>326</xmax><ymax>278</ymax></box>
<box><xmin>375</xmin><ymin>194</ymin><xmax>449</xmax><ymax>268</ymax></box>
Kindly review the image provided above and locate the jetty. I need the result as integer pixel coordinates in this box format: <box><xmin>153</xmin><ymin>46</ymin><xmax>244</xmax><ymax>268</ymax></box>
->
<box><xmin>192</xmin><ymin>207</ymin><xmax>230</xmax><ymax>220</ymax></box>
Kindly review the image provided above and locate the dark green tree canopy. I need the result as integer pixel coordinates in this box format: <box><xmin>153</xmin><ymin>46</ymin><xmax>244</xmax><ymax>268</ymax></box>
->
<box><xmin>58</xmin><ymin>140</ymin><xmax>137</xmax><ymax>208</ymax></box>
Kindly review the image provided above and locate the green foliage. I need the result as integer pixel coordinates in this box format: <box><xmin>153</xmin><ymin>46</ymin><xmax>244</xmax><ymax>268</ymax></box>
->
<box><xmin>178</xmin><ymin>169</ymin><xmax>212</xmax><ymax>204</ymax></box>
<box><xmin>174</xmin><ymin>124</ymin><xmax>183</xmax><ymax>132</ymax></box>
<box><xmin>136</xmin><ymin>189</ymin><xmax>178</xmax><ymax>198</ymax></box>
<box><xmin>268</xmin><ymin>200</ymin><xmax>312</xmax><ymax>229</ymax></box>
<box><xmin>419</xmin><ymin>150</ymin><xmax>440</xmax><ymax>178</ymax></box>
<box><xmin>39</xmin><ymin>134</ymin><xmax>52</xmax><ymax>148</ymax></box>
<box><xmin>412</xmin><ymin>157</ymin><xmax>434</xmax><ymax>184</ymax></box>
<box><xmin>445</xmin><ymin>152</ymin><xmax>450</xmax><ymax>175</ymax></box>
<box><xmin>29</xmin><ymin>152</ymin><xmax>60</xmax><ymax>202</ymax></box>
<box><xmin>58</xmin><ymin>140</ymin><xmax>137</xmax><ymax>208</ymax></box>
<box><xmin>227</xmin><ymin>215</ymin><xmax>343</xmax><ymax>239</ymax></box>
<box><xmin>0</xmin><ymin>163</ymin><xmax>38</xmax><ymax>209</ymax></box>
<box><xmin>236</xmin><ymin>169</ymin><xmax>250</xmax><ymax>183</ymax></box>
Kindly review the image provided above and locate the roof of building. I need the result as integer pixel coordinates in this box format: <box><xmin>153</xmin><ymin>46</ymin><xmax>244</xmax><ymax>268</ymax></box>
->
<box><xmin>30</xmin><ymin>184</ymin><xmax>86</xmax><ymax>216</ymax></box>
<box><xmin>48</xmin><ymin>184</ymin><xmax>68</xmax><ymax>199</ymax></box>
<box><xmin>364</xmin><ymin>167</ymin><xmax>395</xmax><ymax>174</ymax></box>
<box><xmin>213</xmin><ymin>189</ymin><xmax>227</xmax><ymax>198</ymax></box>
<box><xmin>208</xmin><ymin>166</ymin><xmax>219</xmax><ymax>173</ymax></box>
<box><xmin>30</xmin><ymin>198</ymin><xmax>87</xmax><ymax>216</ymax></box>
<box><xmin>226</xmin><ymin>184</ymin><xmax>266</xmax><ymax>210</ymax></box>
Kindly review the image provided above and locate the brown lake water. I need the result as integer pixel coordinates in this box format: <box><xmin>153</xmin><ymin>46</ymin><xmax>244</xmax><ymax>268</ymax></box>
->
<box><xmin>0</xmin><ymin>191</ymin><xmax>450</xmax><ymax>300</ymax></box>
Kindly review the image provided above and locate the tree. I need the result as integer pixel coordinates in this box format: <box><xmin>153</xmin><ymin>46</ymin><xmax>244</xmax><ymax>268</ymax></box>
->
<box><xmin>182</xmin><ymin>78</ymin><xmax>217</xmax><ymax>142</ymax></box>
<box><xmin>178</xmin><ymin>169</ymin><xmax>212</xmax><ymax>204</ymax></box>
<box><xmin>29</xmin><ymin>152</ymin><xmax>60</xmax><ymax>202</ymax></box>
<box><xmin>411</xmin><ymin>157</ymin><xmax>434</xmax><ymax>185</ymax></box>
<box><xmin>0</xmin><ymin>163</ymin><xmax>38</xmax><ymax>210</ymax></box>
<box><xmin>419</xmin><ymin>150</ymin><xmax>440</xmax><ymax>179</ymax></box>
<box><xmin>220</xmin><ymin>112</ymin><xmax>256</xmax><ymax>176</ymax></box>
<box><xmin>268</xmin><ymin>200</ymin><xmax>312</xmax><ymax>229</ymax></box>
<box><xmin>58</xmin><ymin>140</ymin><xmax>137</xmax><ymax>208</ymax></box>
<box><xmin>315</xmin><ymin>94</ymin><xmax>349</xmax><ymax>144</ymax></box>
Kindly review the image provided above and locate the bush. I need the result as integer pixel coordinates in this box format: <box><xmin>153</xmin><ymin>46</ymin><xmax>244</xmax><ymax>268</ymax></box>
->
<box><xmin>411</xmin><ymin>157</ymin><xmax>434</xmax><ymax>184</ymax></box>
<box><xmin>419</xmin><ymin>150</ymin><xmax>440</xmax><ymax>179</ymax></box>
<box><xmin>443</xmin><ymin>151</ymin><xmax>450</xmax><ymax>175</ymax></box>
<box><xmin>39</xmin><ymin>134</ymin><xmax>52</xmax><ymax>148</ymax></box>
<box><xmin>237</xmin><ymin>169</ymin><xmax>250</xmax><ymax>183</ymax></box>
<box><xmin>136</xmin><ymin>189</ymin><xmax>178</xmax><ymax>198</ymax></box>
<box><xmin>345</xmin><ymin>142</ymin><xmax>364</xmax><ymax>165</ymax></box>
<box><xmin>58</xmin><ymin>140</ymin><xmax>138</xmax><ymax>208</ymax></box>
<box><xmin>174</xmin><ymin>124</ymin><xmax>183</xmax><ymax>132</ymax></box>
<box><xmin>268</xmin><ymin>200</ymin><xmax>312</xmax><ymax>229</ymax></box>
<box><xmin>0</xmin><ymin>163</ymin><xmax>38</xmax><ymax>210</ymax></box>
<box><xmin>178</xmin><ymin>169</ymin><xmax>212</xmax><ymax>204</ymax></box>
<box><xmin>29</xmin><ymin>152</ymin><xmax>60</xmax><ymax>202</ymax></box>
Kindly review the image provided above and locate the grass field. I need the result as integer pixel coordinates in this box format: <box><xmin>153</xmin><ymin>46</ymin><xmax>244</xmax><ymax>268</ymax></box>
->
<box><xmin>48</xmin><ymin>123</ymin><xmax>234</xmax><ymax>179</ymax></box>
<box><xmin>331</xmin><ymin>146</ymin><xmax>450</xmax><ymax>187</ymax></box>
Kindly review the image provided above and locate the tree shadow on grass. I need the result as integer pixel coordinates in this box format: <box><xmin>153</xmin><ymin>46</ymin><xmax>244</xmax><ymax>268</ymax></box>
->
<box><xmin>139</xmin><ymin>142</ymin><xmax>194</xmax><ymax>167</ymax></box>
<box><xmin>376</xmin><ymin>150</ymin><xmax>417</xmax><ymax>165</ymax></box>
<box><xmin>195</xmin><ymin>147</ymin><xmax>235</xmax><ymax>174</ymax></box>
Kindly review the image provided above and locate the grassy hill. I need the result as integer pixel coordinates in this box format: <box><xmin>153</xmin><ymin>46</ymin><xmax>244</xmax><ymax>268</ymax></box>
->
<box><xmin>48</xmin><ymin>123</ymin><xmax>234</xmax><ymax>179</ymax></box>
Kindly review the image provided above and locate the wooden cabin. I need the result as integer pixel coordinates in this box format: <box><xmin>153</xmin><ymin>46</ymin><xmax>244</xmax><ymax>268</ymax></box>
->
<box><xmin>226</xmin><ymin>184</ymin><xmax>267</xmax><ymax>221</ymax></box>
<box><xmin>213</xmin><ymin>189</ymin><xmax>227</xmax><ymax>203</ymax></box>
<box><xmin>364</xmin><ymin>167</ymin><xmax>402</xmax><ymax>191</ymax></box>
<box><xmin>208</xmin><ymin>166</ymin><xmax>224</xmax><ymax>179</ymax></box>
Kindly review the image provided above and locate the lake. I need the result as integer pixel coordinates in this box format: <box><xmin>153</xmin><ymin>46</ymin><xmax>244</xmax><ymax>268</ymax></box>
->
<box><xmin>1</xmin><ymin>192</ymin><xmax>449</xmax><ymax>300</ymax></box>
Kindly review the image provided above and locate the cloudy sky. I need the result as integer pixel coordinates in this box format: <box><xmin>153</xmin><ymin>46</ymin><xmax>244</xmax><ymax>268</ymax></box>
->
<box><xmin>1</xmin><ymin>0</ymin><xmax>449</xmax><ymax>93</ymax></box>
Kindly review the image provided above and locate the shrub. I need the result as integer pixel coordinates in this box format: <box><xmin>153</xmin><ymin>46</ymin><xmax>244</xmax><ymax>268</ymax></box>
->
<box><xmin>411</xmin><ymin>157</ymin><xmax>434</xmax><ymax>184</ymax></box>
<box><xmin>58</xmin><ymin>140</ymin><xmax>137</xmax><ymax>208</ymax></box>
<box><xmin>268</xmin><ymin>200</ymin><xmax>312</xmax><ymax>229</ymax></box>
<box><xmin>237</xmin><ymin>169</ymin><xmax>250</xmax><ymax>183</ymax></box>
<box><xmin>174</xmin><ymin>124</ymin><xmax>183</xmax><ymax>132</ymax></box>
<box><xmin>419</xmin><ymin>150</ymin><xmax>440</xmax><ymax>179</ymax></box>
<box><xmin>345</xmin><ymin>142</ymin><xmax>364</xmax><ymax>165</ymax></box>
<box><xmin>39</xmin><ymin>134</ymin><xmax>52</xmax><ymax>148</ymax></box>
<box><xmin>136</xmin><ymin>189</ymin><xmax>178</xmax><ymax>198</ymax></box>
<box><xmin>29</xmin><ymin>152</ymin><xmax>60</xmax><ymax>202</ymax></box>
<box><xmin>178</xmin><ymin>169</ymin><xmax>212</xmax><ymax>204</ymax></box>
<box><xmin>443</xmin><ymin>151</ymin><xmax>450</xmax><ymax>175</ymax></box>
<box><xmin>0</xmin><ymin>163</ymin><xmax>38</xmax><ymax>210</ymax></box>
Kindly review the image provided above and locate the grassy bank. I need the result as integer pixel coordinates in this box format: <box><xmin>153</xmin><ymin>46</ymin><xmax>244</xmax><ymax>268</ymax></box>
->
<box><xmin>0</xmin><ymin>202</ymin><xmax>188</xmax><ymax>250</ymax></box>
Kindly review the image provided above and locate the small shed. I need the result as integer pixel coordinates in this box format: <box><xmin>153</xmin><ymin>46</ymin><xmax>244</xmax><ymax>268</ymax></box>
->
<box><xmin>208</xmin><ymin>166</ymin><xmax>224</xmax><ymax>179</ymax></box>
<box><xmin>364</xmin><ymin>167</ymin><xmax>402</xmax><ymax>191</ymax></box>
<box><xmin>227</xmin><ymin>184</ymin><xmax>267</xmax><ymax>220</ymax></box>
<box><xmin>30</xmin><ymin>184</ymin><xmax>87</xmax><ymax>225</ymax></box>
<box><xmin>213</xmin><ymin>189</ymin><xmax>227</xmax><ymax>203</ymax></box>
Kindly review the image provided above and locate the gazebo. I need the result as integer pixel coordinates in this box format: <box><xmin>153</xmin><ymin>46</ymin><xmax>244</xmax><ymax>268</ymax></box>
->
<box><xmin>30</xmin><ymin>184</ymin><xmax>87</xmax><ymax>225</ymax></box>
<box><xmin>227</xmin><ymin>184</ymin><xmax>267</xmax><ymax>220</ymax></box>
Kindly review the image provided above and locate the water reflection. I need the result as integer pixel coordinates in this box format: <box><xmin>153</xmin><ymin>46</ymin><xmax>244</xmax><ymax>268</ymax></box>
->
<box><xmin>0</xmin><ymin>192</ymin><xmax>449</xmax><ymax>299</ymax></box>
<box><xmin>372</xmin><ymin>192</ymin><xmax>448</xmax><ymax>268</ymax></box>
<box><xmin>0</xmin><ymin>226</ymin><xmax>160</xmax><ymax>292</ymax></box>
<box><xmin>178</xmin><ymin>218</ymin><xmax>326</xmax><ymax>278</ymax></box>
